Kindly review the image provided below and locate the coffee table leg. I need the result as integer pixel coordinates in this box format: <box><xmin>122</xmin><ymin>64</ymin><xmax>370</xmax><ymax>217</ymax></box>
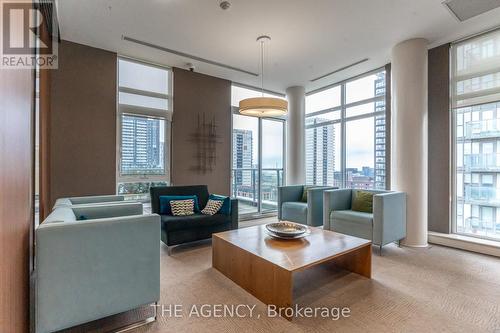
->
<box><xmin>213</xmin><ymin>236</ymin><xmax>294</xmax><ymax>320</ymax></box>
<box><xmin>330</xmin><ymin>244</ymin><xmax>372</xmax><ymax>278</ymax></box>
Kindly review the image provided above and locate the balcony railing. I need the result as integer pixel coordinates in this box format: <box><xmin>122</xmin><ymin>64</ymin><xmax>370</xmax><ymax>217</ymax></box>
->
<box><xmin>463</xmin><ymin>153</ymin><xmax>500</xmax><ymax>171</ymax></box>
<box><xmin>458</xmin><ymin>217</ymin><xmax>500</xmax><ymax>240</ymax></box>
<box><xmin>231</xmin><ymin>168</ymin><xmax>284</xmax><ymax>215</ymax></box>
<box><xmin>464</xmin><ymin>119</ymin><xmax>500</xmax><ymax>139</ymax></box>
<box><xmin>464</xmin><ymin>185</ymin><xmax>500</xmax><ymax>205</ymax></box>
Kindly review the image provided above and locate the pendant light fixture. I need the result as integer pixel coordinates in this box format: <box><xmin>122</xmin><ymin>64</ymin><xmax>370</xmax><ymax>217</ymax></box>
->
<box><xmin>239</xmin><ymin>36</ymin><xmax>288</xmax><ymax>117</ymax></box>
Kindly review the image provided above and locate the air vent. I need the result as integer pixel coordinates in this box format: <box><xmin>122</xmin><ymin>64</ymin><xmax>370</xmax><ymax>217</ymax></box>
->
<box><xmin>310</xmin><ymin>58</ymin><xmax>369</xmax><ymax>82</ymax></box>
<box><xmin>443</xmin><ymin>0</ymin><xmax>500</xmax><ymax>22</ymax></box>
<box><xmin>123</xmin><ymin>36</ymin><xmax>259</xmax><ymax>76</ymax></box>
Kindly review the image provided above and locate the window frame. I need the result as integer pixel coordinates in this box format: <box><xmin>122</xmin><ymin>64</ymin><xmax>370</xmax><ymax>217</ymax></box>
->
<box><xmin>305</xmin><ymin>66</ymin><xmax>390</xmax><ymax>189</ymax></box>
<box><xmin>451</xmin><ymin>28</ymin><xmax>500</xmax><ymax>242</ymax></box>
<box><xmin>116</xmin><ymin>56</ymin><xmax>173</xmax><ymax>192</ymax></box>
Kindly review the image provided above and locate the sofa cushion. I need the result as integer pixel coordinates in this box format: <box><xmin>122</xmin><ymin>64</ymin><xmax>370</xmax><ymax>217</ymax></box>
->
<box><xmin>281</xmin><ymin>202</ymin><xmax>308</xmax><ymax>223</ymax></box>
<box><xmin>161</xmin><ymin>213</ymin><xmax>231</xmax><ymax>232</ymax></box>
<box><xmin>331</xmin><ymin>210</ymin><xmax>373</xmax><ymax>225</ymax></box>
<box><xmin>201</xmin><ymin>199</ymin><xmax>224</xmax><ymax>215</ymax></box>
<box><xmin>351</xmin><ymin>190</ymin><xmax>374</xmax><ymax>213</ymax></box>
<box><xmin>151</xmin><ymin>185</ymin><xmax>210</xmax><ymax>214</ymax></box>
<box><xmin>330</xmin><ymin>210</ymin><xmax>373</xmax><ymax>240</ymax></box>
<box><xmin>159</xmin><ymin>195</ymin><xmax>200</xmax><ymax>215</ymax></box>
<box><xmin>170</xmin><ymin>199</ymin><xmax>195</xmax><ymax>216</ymax></box>
<box><xmin>208</xmin><ymin>194</ymin><xmax>231</xmax><ymax>215</ymax></box>
<box><xmin>300</xmin><ymin>186</ymin><xmax>320</xmax><ymax>203</ymax></box>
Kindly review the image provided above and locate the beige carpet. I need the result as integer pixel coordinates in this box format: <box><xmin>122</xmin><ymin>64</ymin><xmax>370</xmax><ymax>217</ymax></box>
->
<box><xmin>67</xmin><ymin>218</ymin><xmax>500</xmax><ymax>333</ymax></box>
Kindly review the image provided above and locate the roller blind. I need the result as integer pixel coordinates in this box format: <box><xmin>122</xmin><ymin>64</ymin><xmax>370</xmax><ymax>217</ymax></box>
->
<box><xmin>451</xmin><ymin>29</ymin><xmax>500</xmax><ymax>108</ymax></box>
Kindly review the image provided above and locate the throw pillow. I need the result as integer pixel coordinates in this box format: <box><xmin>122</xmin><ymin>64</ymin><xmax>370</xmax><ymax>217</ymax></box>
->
<box><xmin>159</xmin><ymin>195</ymin><xmax>200</xmax><ymax>215</ymax></box>
<box><xmin>351</xmin><ymin>191</ymin><xmax>374</xmax><ymax>213</ymax></box>
<box><xmin>208</xmin><ymin>194</ymin><xmax>231</xmax><ymax>215</ymax></box>
<box><xmin>201</xmin><ymin>199</ymin><xmax>224</xmax><ymax>216</ymax></box>
<box><xmin>301</xmin><ymin>186</ymin><xmax>320</xmax><ymax>203</ymax></box>
<box><xmin>170</xmin><ymin>199</ymin><xmax>195</xmax><ymax>216</ymax></box>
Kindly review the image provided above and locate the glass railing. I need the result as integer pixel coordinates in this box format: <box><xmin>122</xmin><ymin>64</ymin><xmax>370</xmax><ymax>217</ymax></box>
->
<box><xmin>231</xmin><ymin>168</ymin><xmax>284</xmax><ymax>215</ymax></box>
<box><xmin>464</xmin><ymin>119</ymin><xmax>500</xmax><ymax>139</ymax></box>
<box><xmin>464</xmin><ymin>185</ymin><xmax>500</xmax><ymax>205</ymax></box>
<box><xmin>458</xmin><ymin>217</ymin><xmax>500</xmax><ymax>241</ymax></box>
<box><xmin>463</xmin><ymin>153</ymin><xmax>500</xmax><ymax>171</ymax></box>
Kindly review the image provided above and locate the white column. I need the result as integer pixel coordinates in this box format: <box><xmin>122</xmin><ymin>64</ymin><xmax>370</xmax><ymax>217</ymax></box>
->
<box><xmin>391</xmin><ymin>38</ymin><xmax>429</xmax><ymax>247</ymax></box>
<box><xmin>286</xmin><ymin>86</ymin><xmax>306</xmax><ymax>185</ymax></box>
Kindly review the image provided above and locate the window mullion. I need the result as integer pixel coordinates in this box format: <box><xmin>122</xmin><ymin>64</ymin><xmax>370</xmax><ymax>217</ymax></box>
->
<box><xmin>341</xmin><ymin>83</ymin><xmax>347</xmax><ymax>189</ymax></box>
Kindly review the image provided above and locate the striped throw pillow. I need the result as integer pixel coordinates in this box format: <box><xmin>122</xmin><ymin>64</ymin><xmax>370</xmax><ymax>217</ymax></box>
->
<box><xmin>170</xmin><ymin>199</ymin><xmax>195</xmax><ymax>216</ymax></box>
<box><xmin>201</xmin><ymin>199</ymin><xmax>224</xmax><ymax>216</ymax></box>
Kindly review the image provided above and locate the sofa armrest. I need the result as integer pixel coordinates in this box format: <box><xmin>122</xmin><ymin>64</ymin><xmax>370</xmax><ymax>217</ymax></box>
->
<box><xmin>53</xmin><ymin>198</ymin><xmax>72</xmax><ymax>208</ymax></box>
<box><xmin>277</xmin><ymin>185</ymin><xmax>304</xmax><ymax>220</ymax></box>
<box><xmin>373</xmin><ymin>192</ymin><xmax>407</xmax><ymax>246</ymax></box>
<box><xmin>230</xmin><ymin>199</ymin><xmax>239</xmax><ymax>229</ymax></box>
<box><xmin>35</xmin><ymin>214</ymin><xmax>160</xmax><ymax>333</ymax></box>
<box><xmin>323</xmin><ymin>189</ymin><xmax>352</xmax><ymax>230</ymax></box>
<box><xmin>71</xmin><ymin>202</ymin><xmax>143</xmax><ymax>220</ymax></box>
<box><xmin>307</xmin><ymin>187</ymin><xmax>337</xmax><ymax>227</ymax></box>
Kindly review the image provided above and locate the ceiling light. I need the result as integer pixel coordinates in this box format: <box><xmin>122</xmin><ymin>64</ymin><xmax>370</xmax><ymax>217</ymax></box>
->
<box><xmin>239</xmin><ymin>36</ymin><xmax>288</xmax><ymax>117</ymax></box>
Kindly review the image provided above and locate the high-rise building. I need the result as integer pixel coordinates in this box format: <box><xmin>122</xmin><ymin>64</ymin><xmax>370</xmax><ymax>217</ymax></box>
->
<box><xmin>374</xmin><ymin>72</ymin><xmax>387</xmax><ymax>190</ymax></box>
<box><xmin>121</xmin><ymin>115</ymin><xmax>163</xmax><ymax>174</ymax></box>
<box><xmin>456</xmin><ymin>102</ymin><xmax>500</xmax><ymax>239</ymax></box>
<box><xmin>233</xmin><ymin>129</ymin><xmax>253</xmax><ymax>186</ymax></box>
<box><xmin>305</xmin><ymin>119</ymin><xmax>336</xmax><ymax>185</ymax></box>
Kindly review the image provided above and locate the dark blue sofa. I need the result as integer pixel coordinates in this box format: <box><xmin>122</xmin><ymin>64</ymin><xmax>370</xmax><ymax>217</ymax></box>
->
<box><xmin>150</xmin><ymin>185</ymin><xmax>238</xmax><ymax>251</ymax></box>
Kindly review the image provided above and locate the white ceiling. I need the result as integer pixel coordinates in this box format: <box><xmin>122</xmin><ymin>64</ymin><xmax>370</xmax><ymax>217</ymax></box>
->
<box><xmin>57</xmin><ymin>0</ymin><xmax>500</xmax><ymax>94</ymax></box>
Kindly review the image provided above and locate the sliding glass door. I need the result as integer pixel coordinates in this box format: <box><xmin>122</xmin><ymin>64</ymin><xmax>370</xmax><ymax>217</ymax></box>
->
<box><xmin>232</xmin><ymin>114</ymin><xmax>259</xmax><ymax>215</ymax></box>
<box><xmin>261</xmin><ymin>119</ymin><xmax>285</xmax><ymax>212</ymax></box>
<box><xmin>231</xmin><ymin>86</ymin><xmax>285</xmax><ymax>217</ymax></box>
<box><xmin>452</xmin><ymin>29</ymin><xmax>500</xmax><ymax>241</ymax></box>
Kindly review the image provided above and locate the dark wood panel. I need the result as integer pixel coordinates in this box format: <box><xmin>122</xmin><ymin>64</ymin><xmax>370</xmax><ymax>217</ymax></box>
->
<box><xmin>39</xmin><ymin>67</ymin><xmax>51</xmax><ymax>219</ymax></box>
<box><xmin>49</xmin><ymin>40</ymin><xmax>117</xmax><ymax>207</ymax></box>
<box><xmin>428</xmin><ymin>44</ymin><xmax>451</xmax><ymax>234</ymax></box>
<box><xmin>0</xmin><ymin>66</ymin><xmax>34</xmax><ymax>332</ymax></box>
<box><xmin>172</xmin><ymin>68</ymin><xmax>231</xmax><ymax>195</ymax></box>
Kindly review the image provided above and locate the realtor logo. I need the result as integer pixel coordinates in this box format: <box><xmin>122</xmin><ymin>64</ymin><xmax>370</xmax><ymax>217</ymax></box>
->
<box><xmin>1</xmin><ymin>0</ymin><xmax>58</xmax><ymax>68</ymax></box>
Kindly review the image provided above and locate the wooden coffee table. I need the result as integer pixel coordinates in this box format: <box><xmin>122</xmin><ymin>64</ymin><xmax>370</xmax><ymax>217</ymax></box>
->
<box><xmin>212</xmin><ymin>225</ymin><xmax>371</xmax><ymax>319</ymax></box>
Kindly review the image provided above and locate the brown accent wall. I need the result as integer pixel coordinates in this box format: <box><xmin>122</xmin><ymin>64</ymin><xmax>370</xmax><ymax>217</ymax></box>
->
<box><xmin>0</xmin><ymin>65</ymin><xmax>34</xmax><ymax>332</ymax></box>
<box><xmin>171</xmin><ymin>68</ymin><xmax>232</xmax><ymax>195</ymax></box>
<box><xmin>428</xmin><ymin>44</ymin><xmax>451</xmax><ymax>233</ymax></box>
<box><xmin>47</xmin><ymin>40</ymin><xmax>117</xmax><ymax>207</ymax></box>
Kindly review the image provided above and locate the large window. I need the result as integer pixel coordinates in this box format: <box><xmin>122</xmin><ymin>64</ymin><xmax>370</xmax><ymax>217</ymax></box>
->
<box><xmin>452</xmin><ymin>29</ymin><xmax>500</xmax><ymax>241</ymax></box>
<box><xmin>117</xmin><ymin>58</ymin><xmax>172</xmax><ymax>200</ymax></box>
<box><xmin>305</xmin><ymin>68</ymin><xmax>388</xmax><ymax>189</ymax></box>
<box><xmin>231</xmin><ymin>86</ymin><xmax>286</xmax><ymax>217</ymax></box>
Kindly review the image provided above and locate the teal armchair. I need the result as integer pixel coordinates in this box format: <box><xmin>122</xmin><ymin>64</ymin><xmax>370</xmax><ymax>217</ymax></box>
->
<box><xmin>35</xmin><ymin>202</ymin><xmax>160</xmax><ymax>333</ymax></box>
<box><xmin>323</xmin><ymin>189</ymin><xmax>406</xmax><ymax>252</ymax></box>
<box><xmin>278</xmin><ymin>185</ymin><xmax>337</xmax><ymax>226</ymax></box>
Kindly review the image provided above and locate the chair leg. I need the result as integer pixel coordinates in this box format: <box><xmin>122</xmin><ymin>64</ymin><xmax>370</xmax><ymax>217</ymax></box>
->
<box><xmin>379</xmin><ymin>245</ymin><xmax>383</xmax><ymax>256</ymax></box>
<box><xmin>167</xmin><ymin>246</ymin><xmax>172</xmax><ymax>256</ymax></box>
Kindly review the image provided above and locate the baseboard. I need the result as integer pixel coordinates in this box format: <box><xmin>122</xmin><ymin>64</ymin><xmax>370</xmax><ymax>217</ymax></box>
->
<box><xmin>428</xmin><ymin>232</ymin><xmax>500</xmax><ymax>258</ymax></box>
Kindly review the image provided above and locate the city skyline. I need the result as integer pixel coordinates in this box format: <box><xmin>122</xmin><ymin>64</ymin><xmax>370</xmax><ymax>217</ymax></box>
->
<box><xmin>121</xmin><ymin>115</ymin><xmax>165</xmax><ymax>175</ymax></box>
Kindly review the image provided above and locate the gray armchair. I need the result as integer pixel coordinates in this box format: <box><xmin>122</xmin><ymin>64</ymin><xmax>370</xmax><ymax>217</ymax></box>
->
<box><xmin>278</xmin><ymin>185</ymin><xmax>337</xmax><ymax>226</ymax></box>
<box><xmin>35</xmin><ymin>202</ymin><xmax>160</xmax><ymax>333</ymax></box>
<box><xmin>323</xmin><ymin>189</ymin><xmax>406</xmax><ymax>252</ymax></box>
